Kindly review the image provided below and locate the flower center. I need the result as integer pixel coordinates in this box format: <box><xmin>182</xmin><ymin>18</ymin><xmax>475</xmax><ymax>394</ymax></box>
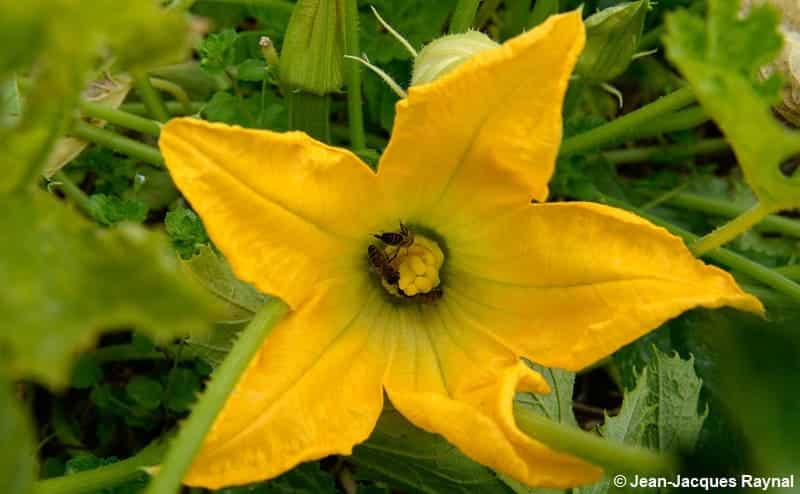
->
<box><xmin>369</xmin><ymin>226</ymin><xmax>444</xmax><ymax>302</ymax></box>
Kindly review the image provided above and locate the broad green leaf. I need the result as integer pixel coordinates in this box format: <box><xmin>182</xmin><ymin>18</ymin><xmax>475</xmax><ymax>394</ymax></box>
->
<box><xmin>180</xmin><ymin>244</ymin><xmax>268</xmax><ymax>321</ymax></box>
<box><xmin>0</xmin><ymin>381</ymin><xmax>36</xmax><ymax>494</ymax></box>
<box><xmin>665</xmin><ymin>0</ymin><xmax>800</xmax><ymax>209</ymax></box>
<box><xmin>0</xmin><ymin>190</ymin><xmax>216</xmax><ymax>388</ymax></box>
<box><xmin>518</xmin><ymin>364</ymin><xmax>579</xmax><ymax>427</ymax></box>
<box><xmin>0</xmin><ymin>75</ymin><xmax>20</xmax><ymax>127</ymax></box>
<box><xmin>216</xmin><ymin>463</ymin><xmax>340</xmax><ymax>493</ymax></box>
<box><xmin>350</xmin><ymin>409</ymin><xmax>517</xmax><ymax>494</ymax></box>
<box><xmin>126</xmin><ymin>376</ymin><xmax>164</xmax><ymax>411</ymax></box>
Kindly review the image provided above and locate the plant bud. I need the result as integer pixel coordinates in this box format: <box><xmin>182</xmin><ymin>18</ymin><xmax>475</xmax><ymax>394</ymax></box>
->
<box><xmin>576</xmin><ymin>0</ymin><xmax>649</xmax><ymax>82</ymax></box>
<box><xmin>279</xmin><ymin>0</ymin><xmax>343</xmax><ymax>94</ymax></box>
<box><xmin>411</xmin><ymin>31</ymin><xmax>499</xmax><ymax>86</ymax></box>
<box><xmin>743</xmin><ymin>0</ymin><xmax>800</xmax><ymax>125</ymax></box>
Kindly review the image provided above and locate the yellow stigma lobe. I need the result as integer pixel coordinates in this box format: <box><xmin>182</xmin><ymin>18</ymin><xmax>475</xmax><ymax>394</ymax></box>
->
<box><xmin>381</xmin><ymin>235</ymin><xmax>444</xmax><ymax>297</ymax></box>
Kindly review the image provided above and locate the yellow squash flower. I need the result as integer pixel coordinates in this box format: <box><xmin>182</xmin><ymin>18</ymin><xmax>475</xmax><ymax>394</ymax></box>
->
<box><xmin>159</xmin><ymin>12</ymin><xmax>762</xmax><ymax>489</ymax></box>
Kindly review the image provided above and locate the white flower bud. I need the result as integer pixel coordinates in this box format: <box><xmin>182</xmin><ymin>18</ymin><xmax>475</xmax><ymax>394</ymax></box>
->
<box><xmin>411</xmin><ymin>31</ymin><xmax>499</xmax><ymax>86</ymax></box>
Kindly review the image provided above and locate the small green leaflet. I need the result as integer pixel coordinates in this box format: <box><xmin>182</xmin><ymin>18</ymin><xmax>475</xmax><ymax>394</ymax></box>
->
<box><xmin>0</xmin><ymin>190</ymin><xmax>216</xmax><ymax>388</ymax></box>
<box><xmin>579</xmin><ymin>349</ymin><xmax>706</xmax><ymax>494</ymax></box>
<box><xmin>665</xmin><ymin>0</ymin><xmax>800</xmax><ymax>210</ymax></box>
<box><xmin>351</xmin><ymin>409</ymin><xmax>519</xmax><ymax>494</ymax></box>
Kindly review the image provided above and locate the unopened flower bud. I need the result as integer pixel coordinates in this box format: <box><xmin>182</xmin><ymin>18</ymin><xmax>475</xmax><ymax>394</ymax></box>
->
<box><xmin>743</xmin><ymin>0</ymin><xmax>800</xmax><ymax>125</ymax></box>
<box><xmin>279</xmin><ymin>0</ymin><xmax>343</xmax><ymax>94</ymax></box>
<box><xmin>411</xmin><ymin>31</ymin><xmax>499</xmax><ymax>86</ymax></box>
<box><xmin>576</xmin><ymin>0</ymin><xmax>649</xmax><ymax>82</ymax></box>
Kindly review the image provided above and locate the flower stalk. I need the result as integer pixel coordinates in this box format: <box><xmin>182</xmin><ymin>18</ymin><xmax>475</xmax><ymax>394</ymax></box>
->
<box><xmin>69</xmin><ymin>121</ymin><xmax>165</xmax><ymax>166</ymax></box>
<box><xmin>132</xmin><ymin>70</ymin><xmax>170</xmax><ymax>122</ymax></box>
<box><xmin>513</xmin><ymin>404</ymin><xmax>679</xmax><ymax>476</ymax></box>
<box><xmin>691</xmin><ymin>202</ymin><xmax>776</xmax><ymax>256</ymax></box>
<box><xmin>143</xmin><ymin>298</ymin><xmax>289</xmax><ymax>494</ymax></box>
<box><xmin>78</xmin><ymin>100</ymin><xmax>162</xmax><ymax>137</ymax></box>
<box><xmin>559</xmin><ymin>86</ymin><xmax>697</xmax><ymax>156</ymax></box>
<box><xmin>342</xmin><ymin>0</ymin><xmax>366</xmax><ymax>151</ymax></box>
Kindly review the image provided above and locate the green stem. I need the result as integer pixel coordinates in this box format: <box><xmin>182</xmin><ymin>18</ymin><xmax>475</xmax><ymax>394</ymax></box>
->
<box><xmin>149</xmin><ymin>78</ymin><xmax>194</xmax><ymax>115</ymax></box>
<box><xmin>78</xmin><ymin>101</ymin><xmax>162</xmax><ymax>137</ymax></box>
<box><xmin>133</xmin><ymin>70</ymin><xmax>170</xmax><ymax>122</ymax></box>
<box><xmin>514</xmin><ymin>404</ymin><xmax>679</xmax><ymax>475</ymax></box>
<box><xmin>450</xmin><ymin>0</ymin><xmax>482</xmax><ymax>32</ymax></box>
<box><xmin>692</xmin><ymin>202</ymin><xmax>776</xmax><ymax>256</ymax></box>
<box><xmin>603</xmin><ymin>138</ymin><xmax>729</xmax><ymax>165</ymax></box>
<box><xmin>777</xmin><ymin>265</ymin><xmax>800</xmax><ymax>281</ymax></box>
<box><xmin>51</xmin><ymin>171</ymin><xmax>92</xmax><ymax>215</ymax></box>
<box><xmin>596</xmin><ymin>196</ymin><xmax>800</xmax><ymax>303</ymax></box>
<box><xmin>143</xmin><ymin>299</ymin><xmax>289</xmax><ymax>494</ymax></box>
<box><xmin>32</xmin><ymin>441</ymin><xmax>166</xmax><ymax>494</ymax></box>
<box><xmin>287</xmin><ymin>92</ymin><xmax>331</xmax><ymax>143</ymax></box>
<box><xmin>630</xmin><ymin>106</ymin><xmax>708</xmax><ymax>140</ymax></box>
<box><xmin>70</xmin><ymin>121</ymin><xmax>164</xmax><ymax>167</ymax></box>
<box><xmin>666</xmin><ymin>192</ymin><xmax>800</xmax><ymax>239</ymax></box>
<box><xmin>559</xmin><ymin>86</ymin><xmax>696</xmax><ymax>156</ymax></box>
<box><xmin>342</xmin><ymin>0</ymin><xmax>366</xmax><ymax>151</ymax></box>
<box><xmin>121</xmin><ymin>101</ymin><xmax>204</xmax><ymax>117</ymax></box>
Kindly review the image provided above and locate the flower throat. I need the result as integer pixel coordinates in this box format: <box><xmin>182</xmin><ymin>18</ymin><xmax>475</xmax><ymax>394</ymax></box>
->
<box><xmin>368</xmin><ymin>223</ymin><xmax>444</xmax><ymax>303</ymax></box>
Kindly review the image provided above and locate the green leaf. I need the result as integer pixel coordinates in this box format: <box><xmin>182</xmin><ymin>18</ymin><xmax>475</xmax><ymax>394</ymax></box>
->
<box><xmin>579</xmin><ymin>349</ymin><xmax>706</xmax><ymax>494</ymax></box>
<box><xmin>0</xmin><ymin>190</ymin><xmax>216</xmax><ymax>388</ymax></box>
<box><xmin>165</xmin><ymin>207</ymin><xmax>209</xmax><ymax>259</ymax></box>
<box><xmin>0</xmin><ymin>381</ymin><xmax>36</xmax><ymax>494</ymax></box>
<box><xmin>665</xmin><ymin>0</ymin><xmax>800</xmax><ymax>209</ymax></box>
<box><xmin>87</xmin><ymin>194</ymin><xmax>149</xmax><ymax>226</ymax></box>
<box><xmin>180</xmin><ymin>244</ymin><xmax>269</xmax><ymax>321</ymax></box>
<box><xmin>164</xmin><ymin>368</ymin><xmax>201</xmax><ymax>413</ymax></box>
<box><xmin>359</xmin><ymin>0</ymin><xmax>457</xmax><ymax>63</ymax></box>
<box><xmin>64</xmin><ymin>454</ymin><xmax>149</xmax><ymax>494</ymax></box>
<box><xmin>199</xmin><ymin>29</ymin><xmax>238</xmax><ymax>75</ymax></box>
<box><xmin>216</xmin><ymin>463</ymin><xmax>340</xmax><ymax>493</ymax></box>
<box><xmin>517</xmin><ymin>364</ymin><xmax>579</xmax><ymax>427</ymax></box>
<box><xmin>125</xmin><ymin>376</ymin><xmax>163</xmax><ymax>410</ymax></box>
<box><xmin>71</xmin><ymin>354</ymin><xmax>104</xmax><ymax>389</ymax></box>
<box><xmin>350</xmin><ymin>409</ymin><xmax>517</xmax><ymax>494</ymax></box>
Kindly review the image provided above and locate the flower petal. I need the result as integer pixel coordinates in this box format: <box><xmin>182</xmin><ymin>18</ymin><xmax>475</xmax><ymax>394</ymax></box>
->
<box><xmin>377</xmin><ymin>11</ymin><xmax>585</xmax><ymax>222</ymax></box>
<box><xmin>383</xmin><ymin>302</ymin><xmax>602</xmax><ymax>488</ymax></box>
<box><xmin>444</xmin><ymin>201</ymin><xmax>764</xmax><ymax>371</ymax></box>
<box><xmin>184</xmin><ymin>277</ymin><xmax>392</xmax><ymax>488</ymax></box>
<box><xmin>159</xmin><ymin>118</ymin><xmax>381</xmax><ymax>308</ymax></box>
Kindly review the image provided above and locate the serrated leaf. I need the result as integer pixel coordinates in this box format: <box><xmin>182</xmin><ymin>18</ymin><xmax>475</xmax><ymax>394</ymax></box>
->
<box><xmin>87</xmin><ymin>194</ymin><xmax>149</xmax><ymax>226</ymax></box>
<box><xmin>0</xmin><ymin>190</ymin><xmax>216</xmax><ymax>388</ymax></box>
<box><xmin>579</xmin><ymin>349</ymin><xmax>706</xmax><ymax>494</ymax></box>
<box><xmin>518</xmin><ymin>364</ymin><xmax>579</xmax><ymax>427</ymax></box>
<box><xmin>165</xmin><ymin>207</ymin><xmax>209</xmax><ymax>259</ymax></box>
<box><xmin>0</xmin><ymin>381</ymin><xmax>36</xmax><ymax>494</ymax></box>
<box><xmin>350</xmin><ymin>409</ymin><xmax>517</xmax><ymax>494</ymax></box>
<box><xmin>665</xmin><ymin>0</ymin><xmax>800</xmax><ymax>209</ymax></box>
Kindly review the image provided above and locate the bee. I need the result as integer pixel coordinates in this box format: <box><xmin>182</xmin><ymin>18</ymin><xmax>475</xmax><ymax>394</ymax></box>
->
<box><xmin>367</xmin><ymin>245</ymin><xmax>400</xmax><ymax>285</ymax></box>
<box><xmin>403</xmin><ymin>286</ymin><xmax>443</xmax><ymax>304</ymax></box>
<box><xmin>374</xmin><ymin>222</ymin><xmax>414</xmax><ymax>248</ymax></box>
